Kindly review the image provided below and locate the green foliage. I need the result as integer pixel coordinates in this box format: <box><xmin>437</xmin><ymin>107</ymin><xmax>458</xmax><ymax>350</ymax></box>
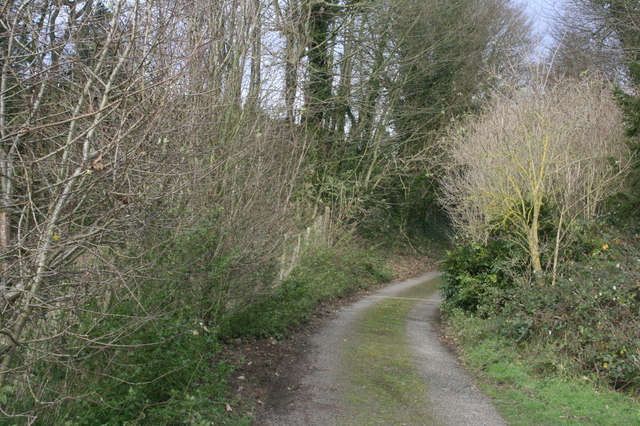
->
<box><xmin>444</xmin><ymin>222</ymin><xmax>640</xmax><ymax>394</ymax></box>
<box><xmin>616</xmin><ymin>86</ymin><xmax>640</xmax><ymax>139</ymax></box>
<box><xmin>499</xmin><ymin>233</ymin><xmax>640</xmax><ymax>391</ymax></box>
<box><xmin>356</xmin><ymin>170</ymin><xmax>450</xmax><ymax>249</ymax></box>
<box><xmin>445</xmin><ymin>309</ymin><xmax>640</xmax><ymax>425</ymax></box>
<box><xmin>51</xmin><ymin>320</ymin><xmax>232</xmax><ymax>425</ymax></box>
<box><xmin>560</xmin><ymin>220</ymin><xmax>608</xmax><ymax>261</ymax></box>
<box><xmin>612</xmin><ymin>42</ymin><xmax>640</xmax><ymax>217</ymax></box>
<box><xmin>219</xmin><ymin>277</ymin><xmax>317</xmax><ymax>340</ymax></box>
<box><xmin>13</xmin><ymin>307</ymin><xmax>241</xmax><ymax>425</ymax></box>
<box><xmin>140</xmin><ymin>213</ymin><xmax>233</xmax><ymax>322</ymax></box>
<box><xmin>441</xmin><ymin>239</ymin><xmax>524</xmax><ymax>315</ymax></box>
<box><xmin>219</xmin><ymin>244</ymin><xmax>392</xmax><ymax>340</ymax></box>
<box><xmin>10</xmin><ymin>218</ymin><xmax>251</xmax><ymax>425</ymax></box>
<box><xmin>612</xmin><ymin>84</ymin><xmax>640</xmax><ymax>217</ymax></box>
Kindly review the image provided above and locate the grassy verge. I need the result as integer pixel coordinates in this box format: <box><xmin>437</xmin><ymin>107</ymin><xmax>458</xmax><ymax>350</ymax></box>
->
<box><xmin>444</xmin><ymin>311</ymin><xmax>640</xmax><ymax>425</ymax></box>
<box><xmin>219</xmin><ymin>242</ymin><xmax>393</xmax><ymax>340</ymax></box>
<box><xmin>189</xmin><ymin>241</ymin><xmax>393</xmax><ymax>424</ymax></box>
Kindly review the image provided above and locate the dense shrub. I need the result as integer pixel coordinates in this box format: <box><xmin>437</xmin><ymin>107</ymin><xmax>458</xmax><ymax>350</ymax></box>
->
<box><xmin>444</xmin><ymin>223</ymin><xmax>640</xmax><ymax>393</ymax></box>
<box><xmin>219</xmin><ymin>277</ymin><xmax>317</xmax><ymax>340</ymax></box>
<box><xmin>441</xmin><ymin>239</ymin><xmax>524</xmax><ymax>315</ymax></box>
<box><xmin>499</xmin><ymin>234</ymin><xmax>640</xmax><ymax>391</ymax></box>
<box><xmin>8</xmin><ymin>219</ymin><xmax>250</xmax><ymax>425</ymax></box>
<box><xmin>48</xmin><ymin>317</ymin><xmax>232</xmax><ymax>425</ymax></box>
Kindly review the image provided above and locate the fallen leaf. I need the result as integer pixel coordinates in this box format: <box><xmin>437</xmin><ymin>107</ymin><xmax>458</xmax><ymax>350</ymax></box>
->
<box><xmin>92</xmin><ymin>154</ymin><xmax>104</xmax><ymax>171</ymax></box>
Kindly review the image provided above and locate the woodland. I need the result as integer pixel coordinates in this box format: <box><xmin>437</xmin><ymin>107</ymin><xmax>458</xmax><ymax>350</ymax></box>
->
<box><xmin>0</xmin><ymin>0</ymin><xmax>638</xmax><ymax>423</ymax></box>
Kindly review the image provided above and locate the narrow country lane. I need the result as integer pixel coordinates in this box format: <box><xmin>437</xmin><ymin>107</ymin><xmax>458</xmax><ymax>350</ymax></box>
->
<box><xmin>258</xmin><ymin>272</ymin><xmax>506</xmax><ymax>426</ymax></box>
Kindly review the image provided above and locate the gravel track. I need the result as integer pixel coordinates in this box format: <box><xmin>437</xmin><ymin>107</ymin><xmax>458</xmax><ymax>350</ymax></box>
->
<box><xmin>258</xmin><ymin>271</ymin><xmax>506</xmax><ymax>425</ymax></box>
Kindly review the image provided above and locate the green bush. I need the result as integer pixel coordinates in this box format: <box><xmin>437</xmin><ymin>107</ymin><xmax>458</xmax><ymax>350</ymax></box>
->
<box><xmin>443</xmin><ymin>221</ymin><xmax>640</xmax><ymax>393</ymax></box>
<box><xmin>219</xmin><ymin>277</ymin><xmax>317</xmax><ymax>339</ymax></box>
<box><xmin>13</xmin><ymin>299</ymin><xmax>240</xmax><ymax>425</ymax></box>
<box><xmin>499</xmin><ymin>243</ymin><xmax>640</xmax><ymax>391</ymax></box>
<box><xmin>56</xmin><ymin>320</ymin><xmax>231</xmax><ymax>425</ymax></box>
<box><xmin>441</xmin><ymin>239</ymin><xmax>524</xmax><ymax>315</ymax></box>
<box><xmin>9</xmin><ymin>218</ymin><xmax>250</xmax><ymax>425</ymax></box>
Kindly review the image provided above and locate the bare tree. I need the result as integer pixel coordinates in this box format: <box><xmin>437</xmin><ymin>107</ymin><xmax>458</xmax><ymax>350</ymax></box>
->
<box><xmin>0</xmin><ymin>1</ymin><xmax>311</xmax><ymax>417</ymax></box>
<box><xmin>549</xmin><ymin>0</ymin><xmax>630</xmax><ymax>80</ymax></box>
<box><xmin>442</xmin><ymin>76</ymin><xmax>629</xmax><ymax>277</ymax></box>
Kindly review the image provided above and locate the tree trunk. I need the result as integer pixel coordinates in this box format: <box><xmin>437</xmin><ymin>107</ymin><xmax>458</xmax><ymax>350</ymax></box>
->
<box><xmin>249</xmin><ymin>0</ymin><xmax>262</xmax><ymax>106</ymax></box>
<box><xmin>528</xmin><ymin>200</ymin><xmax>543</xmax><ymax>277</ymax></box>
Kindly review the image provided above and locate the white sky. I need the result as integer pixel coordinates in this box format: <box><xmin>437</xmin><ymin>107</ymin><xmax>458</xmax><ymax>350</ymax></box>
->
<box><xmin>524</xmin><ymin>0</ymin><xmax>566</xmax><ymax>47</ymax></box>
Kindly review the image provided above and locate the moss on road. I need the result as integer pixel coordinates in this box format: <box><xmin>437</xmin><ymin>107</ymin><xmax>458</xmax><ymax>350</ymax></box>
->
<box><xmin>342</xmin><ymin>278</ymin><xmax>442</xmax><ymax>425</ymax></box>
<box><xmin>258</xmin><ymin>273</ymin><xmax>504</xmax><ymax>425</ymax></box>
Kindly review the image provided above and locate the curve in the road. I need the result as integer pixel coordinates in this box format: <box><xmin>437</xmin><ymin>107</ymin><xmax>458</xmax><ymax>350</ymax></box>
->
<box><xmin>259</xmin><ymin>271</ymin><xmax>505</xmax><ymax>426</ymax></box>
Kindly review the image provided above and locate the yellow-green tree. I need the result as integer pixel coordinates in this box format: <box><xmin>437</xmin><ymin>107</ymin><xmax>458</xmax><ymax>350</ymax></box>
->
<box><xmin>442</xmin><ymin>77</ymin><xmax>629</xmax><ymax>278</ymax></box>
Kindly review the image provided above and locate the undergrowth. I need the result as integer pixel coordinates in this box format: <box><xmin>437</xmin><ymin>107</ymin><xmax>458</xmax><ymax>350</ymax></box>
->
<box><xmin>446</xmin><ymin>310</ymin><xmax>640</xmax><ymax>425</ymax></box>
<box><xmin>441</xmin><ymin>221</ymin><xmax>640</xmax><ymax>421</ymax></box>
<box><xmin>219</xmin><ymin>243</ymin><xmax>392</xmax><ymax>340</ymax></box>
<box><xmin>6</xmin><ymin>226</ymin><xmax>393</xmax><ymax>425</ymax></box>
